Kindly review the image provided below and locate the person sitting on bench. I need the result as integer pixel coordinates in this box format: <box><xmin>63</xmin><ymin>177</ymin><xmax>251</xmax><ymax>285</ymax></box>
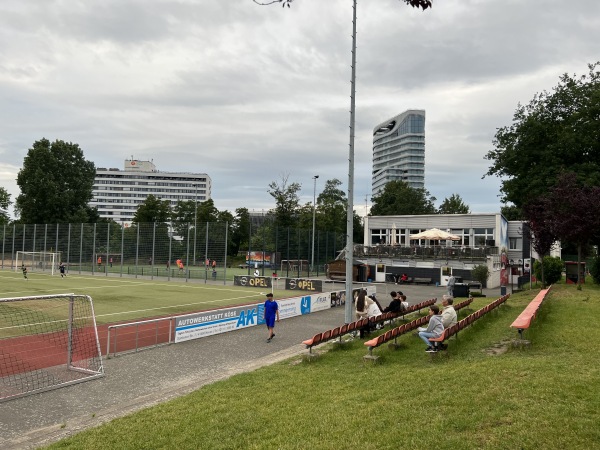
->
<box><xmin>417</xmin><ymin>305</ymin><xmax>444</xmax><ymax>353</ymax></box>
<box><xmin>383</xmin><ymin>291</ymin><xmax>406</xmax><ymax>314</ymax></box>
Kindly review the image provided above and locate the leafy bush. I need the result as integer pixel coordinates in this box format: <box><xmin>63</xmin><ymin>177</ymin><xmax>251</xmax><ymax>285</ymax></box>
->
<box><xmin>533</xmin><ymin>256</ymin><xmax>563</xmax><ymax>286</ymax></box>
<box><xmin>471</xmin><ymin>264</ymin><xmax>490</xmax><ymax>289</ymax></box>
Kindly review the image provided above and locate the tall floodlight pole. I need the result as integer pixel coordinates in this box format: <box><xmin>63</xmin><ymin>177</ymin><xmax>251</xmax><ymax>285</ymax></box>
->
<box><xmin>193</xmin><ymin>183</ymin><xmax>198</xmax><ymax>266</ymax></box>
<box><xmin>311</xmin><ymin>175</ymin><xmax>319</xmax><ymax>272</ymax></box>
<box><xmin>344</xmin><ymin>0</ymin><xmax>357</xmax><ymax>324</ymax></box>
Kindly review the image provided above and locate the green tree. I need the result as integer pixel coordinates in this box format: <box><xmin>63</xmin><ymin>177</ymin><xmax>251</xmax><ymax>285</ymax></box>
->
<box><xmin>16</xmin><ymin>138</ymin><xmax>97</xmax><ymax>223</ymax></box>
<box><xmin>370</xmin><ymin>180</ymin><xmax>436</xmax><ymax>216</ymax></box>
<box><xmin>485</xmin><ymin>62</ymin><xmax>600</xmax><ymax>208</ymax></box>
<box><xmin>317</xmin><ymin>179</ymin><xmax>347</xmax><ymax>235</ymax></box>
<box><xmin>471</xmin><ymin>264</ymin><xmax>490</xmax><ymax>292</ymax></box>
<box><xmin>438</xmin><ymin>194</ymin><xmax>470</xmax><ymax>214</ymax></box>
<box><xmin>132</xmin><ymin>195</ymin><xmax>171</xmax><ymax>224</ymax></box>
<box><xmin>231</xmin><ymin>208</ymin><xmax>251</xmax><ymax>256</ymax></box>
<box><xmin>0</xmin><ymin>187</ymin><xmax>11</xmax><ymax>224</ymax></box>
<box><xmin>267</xmin><ymin>174</ymin><xmax>301</xmax><ymax>228</ymax></box>
<box><xmin>533</xmin><ymin>256</ymin><xmax>563</xmax><ymax>286</ymax></box>
<box><xmin>171</xmin><ymin>200</ymin><xmax>196</xmax><ymax>238</ymax></box>
<box><xmin>501</xmin><ymin>204</ymin><xmax>522</xmax><ymax>221</ymax></box>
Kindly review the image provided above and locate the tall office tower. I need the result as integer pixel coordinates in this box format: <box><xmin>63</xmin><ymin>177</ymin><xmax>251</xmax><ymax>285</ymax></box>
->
<box><xmin>91</xmin><ymin>159</ymin><xmax>211</xmax><ymax>225</ymax></box>
<box><xmin>372</xmin><ymin>109</ymin><xmax>425</xmax><ymax>196</ymax></box>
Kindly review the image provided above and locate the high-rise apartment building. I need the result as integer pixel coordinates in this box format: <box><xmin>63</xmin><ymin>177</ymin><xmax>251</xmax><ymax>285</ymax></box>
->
<box><xmin>372</xmin><ymin>109</ymin><xmax>425</xmax><ymax>196</ymax></box>
<box><xmin>91</xmin><ymin>159</ymin><xmax>211</xmax><ymax>225</ymax></box>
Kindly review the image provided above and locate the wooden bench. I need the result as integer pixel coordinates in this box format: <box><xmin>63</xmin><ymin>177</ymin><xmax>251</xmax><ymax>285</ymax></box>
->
<box><xmin>302</xmin><ymin>298</ymin><xmax>436</xmax><ymax>357</ymax></box>
<box><xmin>363</xmin><ymin>297</ymin><xmax>474</xmax><ymax>360</ymax></box>
<box><xmin>428</xmin><ymin>294</ymin><xmax>510</xmax><ymax>352</ymax></box>
<box><xmin>510</xmin><ymin>287</ymin><xmax>552</xmax><ymax>340</ymax></box>
<box><xmin>414</xmin><ymin>277</ymin><xmax>433</xmax><ymax>285</ymax></box>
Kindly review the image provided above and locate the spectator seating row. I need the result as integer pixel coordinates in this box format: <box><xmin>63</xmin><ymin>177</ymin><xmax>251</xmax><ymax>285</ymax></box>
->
<box><xmin>510</xmin><ymin>287</ymin><xmax>552</xmax><ymax>340</ymax></box>
<box><xmin>428</xmin><ymin>294</ymin><xmax>510</xmax><ymax>351</ymax></box>
<box><xmin>363</xmin><ymin>297</ymin><xmax>474</xmax><ymax>360</ymax></box>
<box><xmin>302</xmin><ymin>298</ymin><xmax>436</xmax><ymax>356</ymax></box>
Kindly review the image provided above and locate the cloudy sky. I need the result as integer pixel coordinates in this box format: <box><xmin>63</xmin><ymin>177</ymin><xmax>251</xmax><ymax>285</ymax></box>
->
<box><xmin>1</xmin><ymin>0</ymin><xmax>599</xmax><ymax>219</ymax></box>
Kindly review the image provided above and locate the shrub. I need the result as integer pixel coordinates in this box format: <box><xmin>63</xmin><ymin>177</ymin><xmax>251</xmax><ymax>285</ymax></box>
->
<box><xmin>471</xmin><ymin>264</ymin><xmax>490</xmax><ymax>289</ymax></box>
<box><xmin>533</xmin><ymin>256</ymin><xmax>563</xmax><ymax>286</ymax></box>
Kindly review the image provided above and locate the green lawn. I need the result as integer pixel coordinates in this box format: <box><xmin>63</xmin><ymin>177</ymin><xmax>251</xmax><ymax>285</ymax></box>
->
<box><xmin>0</xmin><ymin>269</ymin><xmax>285</xmax><ymax>330</ymax></box>
<box><xmin>41</xmin><ymin>283</ymin><xmax>600</xmax><ymax>449</ymax></box>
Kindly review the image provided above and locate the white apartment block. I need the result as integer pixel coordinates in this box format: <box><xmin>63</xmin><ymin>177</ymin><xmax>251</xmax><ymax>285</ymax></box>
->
<box><xmin>91</xmin><ymin>159</ymin><xmax>211</xmax><ymax>225</ymax></box>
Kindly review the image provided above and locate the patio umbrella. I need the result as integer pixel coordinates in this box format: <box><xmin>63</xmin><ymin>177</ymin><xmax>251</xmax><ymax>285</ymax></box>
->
<box><xmin>409</xmin><ymin>228</ymin><xmax>460</xmax><ymax>241</ymax></box>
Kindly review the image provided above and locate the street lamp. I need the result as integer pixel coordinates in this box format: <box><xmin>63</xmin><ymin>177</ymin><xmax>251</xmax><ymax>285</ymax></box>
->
<box><xmin>311</xmin><ymin>175</ymin><xmax>319</xmax><ymax>273</ymax></box>
<box><xmin>193</xmin><ymin>183</ymin><xmax>198</xmax><ymax>266</ymax></box>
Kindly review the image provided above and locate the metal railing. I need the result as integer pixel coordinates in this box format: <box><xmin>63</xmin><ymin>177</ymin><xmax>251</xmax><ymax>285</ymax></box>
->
<box><xmin>106</xmin><ymin>317</ymin><xmax>174</xmax><ymax>358</ymax></box>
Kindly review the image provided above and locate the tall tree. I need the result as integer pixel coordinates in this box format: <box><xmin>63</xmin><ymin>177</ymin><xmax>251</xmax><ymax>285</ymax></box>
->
<box><xmin>16</xmin><ymin>138</ymin><xmax>97</xmax><ymax>223</ymax></box>
<box><xmin>501</xmin><ymin>204</ymin><xmax>522</xmax><ymax>221</ymax></box>
<box><xmin>485</xmin><ymin>62</ymin><xmax>600</xmax><ymax>208</ymax></box>
<box><xmin>522</xmin><ymin>198</ymin><xmax>558</xmax><ymax>288</ymax></box>
<box><xmin>132</xmin><ymin>195</ymin><xmax>171</xmax><ymax>224</ymax></box>
<box><xmin>545</xmin><ymin>172</ymin><xmax>600</xmax><ymax>287</ymax></box>
<box><xmin>370</xmin><ymin>180</ymin><xmax>436</xmax><ymax>216</ymax></box>
<box><xmin>267</xmin><ymin>174</ymin><xmax>301</xmax><ymax>228</ymax></box>
<box><xmin>0</xmin><ymin>187</ymin><xmax>11</xmax><ymax>224</ymax></box>
<box><xmin>231</xmin><ymin>208</ymin><xmax>251</xmax><ymax>256</ymax></box>
<box><xmin>438</xmin><ymin>194</ymin><xmax>470</xmax><ymax>214</ymax></box>
<box><xmin>171</xmin><ymin>200</ymin><xmax>196</xmax><ymax>238</ymax></box>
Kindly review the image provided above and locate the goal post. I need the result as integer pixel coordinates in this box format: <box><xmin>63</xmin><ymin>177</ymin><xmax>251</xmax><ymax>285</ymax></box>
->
<box><xmin>15</xmin><ymin>251</ymin><xmax>61</xmax><ymax>276</ymax></box>
<box><xmin>0</xmin><ymin>293</ymin><xmax>104</xmax><ymax>402</ymax></box>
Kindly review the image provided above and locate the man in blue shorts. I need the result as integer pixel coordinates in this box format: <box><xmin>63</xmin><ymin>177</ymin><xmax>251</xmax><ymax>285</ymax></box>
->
<box><xmin>264</xmin><ymin>293</ymin><xmax>279</xmax><ymax>342</ymax></box>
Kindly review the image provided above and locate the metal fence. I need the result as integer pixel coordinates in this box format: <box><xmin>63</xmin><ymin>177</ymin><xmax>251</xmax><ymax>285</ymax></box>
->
<box><xmin>0</xmin><ymin>222</ymin><xmax>345</xmax><ymax>280</ymax></box>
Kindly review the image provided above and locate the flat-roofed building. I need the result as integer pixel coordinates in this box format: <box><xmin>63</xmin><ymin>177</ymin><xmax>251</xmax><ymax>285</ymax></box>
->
<box><xmin>91</xmin><ymin>159</ymin><xmax>211</xmax><ymax>226</ymax></box>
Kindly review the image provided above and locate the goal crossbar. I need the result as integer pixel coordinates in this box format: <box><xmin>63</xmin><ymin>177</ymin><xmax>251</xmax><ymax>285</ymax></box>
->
<box><xmin>15</xmin><ymin>251</ymin><xmax>61</xmax><ymax>276</ymax></box>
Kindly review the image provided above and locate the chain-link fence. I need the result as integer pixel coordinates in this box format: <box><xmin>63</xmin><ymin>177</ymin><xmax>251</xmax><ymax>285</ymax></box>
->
<box><xmin>0</xmin><ymin>222</ymin><xmax>345</xmax><ymax>281</ymax></box>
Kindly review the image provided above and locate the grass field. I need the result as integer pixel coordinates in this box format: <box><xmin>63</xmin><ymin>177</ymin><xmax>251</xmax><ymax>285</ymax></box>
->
<box><xmin>0</xmin><ymin>269</ymin><xmax>288</xmax><ymax>332</ymax></box>
<box><xmin>36</xmin><ymin>282</ymin><xmax>600</xmax><ymax>449</ymax></box>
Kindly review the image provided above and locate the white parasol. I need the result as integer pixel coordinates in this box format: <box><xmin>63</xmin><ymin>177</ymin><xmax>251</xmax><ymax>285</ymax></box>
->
<box><xmin>409</xmin><ymin>228</ymin><xmax>460</xmax><ymax>241</ymax></box>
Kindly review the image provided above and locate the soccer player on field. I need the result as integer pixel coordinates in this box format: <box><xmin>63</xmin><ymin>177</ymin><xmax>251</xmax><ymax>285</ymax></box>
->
<box><xmin>59</xmin><ymin>262</ymin><xmax>67</xmax><ymax>278</ymax></box>
<box><xmin>21</xmin><ymin>264</ymin><xmax>28</xmax><ymax>280</ymax></box>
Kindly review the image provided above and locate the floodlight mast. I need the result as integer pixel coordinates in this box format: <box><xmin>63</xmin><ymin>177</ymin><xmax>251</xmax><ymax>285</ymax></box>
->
<box><xmin>344</xmin><ymin>0</ymin><xmax>357</xmax><ymax>324</ymax></box>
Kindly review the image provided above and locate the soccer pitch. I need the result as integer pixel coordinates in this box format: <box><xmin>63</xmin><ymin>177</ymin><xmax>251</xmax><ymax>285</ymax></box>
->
<box><xmin>0</xmin><ymin>270</ymin><xmax>286</xmax><ymax>326</ymax></box>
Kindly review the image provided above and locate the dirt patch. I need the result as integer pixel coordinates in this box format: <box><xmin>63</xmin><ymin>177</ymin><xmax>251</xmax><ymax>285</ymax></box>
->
<box><xmin>483</xmin><ymin>340</ymin><xmax>512</xmax><ymax>356</ymax></box>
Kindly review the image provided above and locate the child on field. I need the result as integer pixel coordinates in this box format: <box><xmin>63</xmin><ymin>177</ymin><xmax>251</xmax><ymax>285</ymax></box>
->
<box><xmin>21</xmin><ymin>264</ymin><xmax>28</xmax><ymax>280</ymax></box>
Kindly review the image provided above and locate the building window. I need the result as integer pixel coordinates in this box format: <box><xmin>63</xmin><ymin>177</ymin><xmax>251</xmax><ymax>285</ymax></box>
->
<box><xmin>509</xmin><ymin>237</ymin><xmax>521</xmax><ymax>250</ymax></box>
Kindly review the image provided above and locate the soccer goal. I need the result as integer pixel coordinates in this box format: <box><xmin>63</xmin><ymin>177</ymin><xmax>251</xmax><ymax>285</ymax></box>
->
<box><xmin>15</xmin><ymin>251</ymin><xmax>61</xmax><ymax>276</ymax></box>
<box><xmin>0</xmin><ymin>293</ymin><xmax>104</xmax><ymax>402</ymax></box>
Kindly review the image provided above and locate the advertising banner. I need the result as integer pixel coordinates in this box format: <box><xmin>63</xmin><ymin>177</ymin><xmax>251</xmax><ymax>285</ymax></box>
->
<box><xmin>233</xmin><ymin>275</ymin><xmax>272</xmax><ymax>288</ymax></box>
<box><xmin>285</xmin><ymin>278</ymin><xmax>323</xmax><ymax>291</ymax></box>
<box><xmin>175</xmin><ymin>293</ymin><xmax>332</xmax><ymax>343</ymax></box>
<box><xmin>175</xmin><ymin>304</ymin><xmax>261</xmax><ymax>343</ymax></box>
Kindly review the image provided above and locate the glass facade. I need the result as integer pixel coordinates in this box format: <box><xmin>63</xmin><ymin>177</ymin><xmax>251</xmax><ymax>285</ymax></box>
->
<box><xmin>372</xmin><ymin>110</ymin><xmax>425</xmax><ymax>196</ymax></box>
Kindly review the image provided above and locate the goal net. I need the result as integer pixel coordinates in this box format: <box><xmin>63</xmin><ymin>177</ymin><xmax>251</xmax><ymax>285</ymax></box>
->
<box><xmin>0</xmin><ymin>293</ymin><xmax>104</xmax><ymax>402</ymax></box>
<box><xmin>15</xmin><ymin>251</ymin><xmax>61</xmax><ymax>276</ymax></box>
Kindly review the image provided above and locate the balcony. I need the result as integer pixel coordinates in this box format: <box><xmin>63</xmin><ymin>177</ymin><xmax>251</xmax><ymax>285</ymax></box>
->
<box><xmin>355</xmin><ymin>244</ymin><xmax>498</xmax><ymax>262</ymax></box>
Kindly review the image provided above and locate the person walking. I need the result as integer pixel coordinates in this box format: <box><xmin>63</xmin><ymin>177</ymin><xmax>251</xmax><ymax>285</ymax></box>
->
<box><xmin>21</xmin><ymin>264</ymin><xmax>28</xmax><ymax>280</ymax></box>
<box><xmin>447</xmin><ymin>274</ymin><xmax>456</xmax><ymax>297</ymax></box>
<box><xmin>263</xmin><ymin>293</ymin><xmax>279</xmax><ymax>342</ymax></box>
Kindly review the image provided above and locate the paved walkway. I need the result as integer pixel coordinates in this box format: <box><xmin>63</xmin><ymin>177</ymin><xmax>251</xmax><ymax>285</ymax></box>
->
<box><xmin>0</xmin><ymin>284</ymin><xmax>501</xmax><ymax>449</ymax></box>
